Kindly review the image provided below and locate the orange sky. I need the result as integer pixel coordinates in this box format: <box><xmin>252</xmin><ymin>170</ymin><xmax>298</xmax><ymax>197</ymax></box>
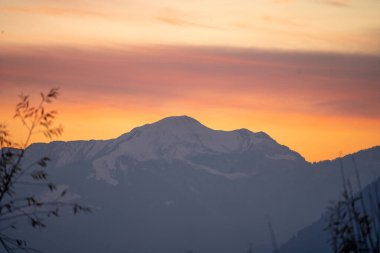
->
<box><xmin>1</xmin><ymin>0</ymin><xmax>380</xmax><ymax>162</ymax></box>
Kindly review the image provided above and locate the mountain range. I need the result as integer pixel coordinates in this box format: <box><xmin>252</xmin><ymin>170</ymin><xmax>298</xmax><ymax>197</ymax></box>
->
<box><xmin>15</xmin><ymin>116</ymin><xmax>380</xmax><ymax>253</ymax></box>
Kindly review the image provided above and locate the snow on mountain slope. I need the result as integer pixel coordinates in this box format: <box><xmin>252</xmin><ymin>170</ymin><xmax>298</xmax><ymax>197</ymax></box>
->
<box><xmin>26</xmin><ymin>115</ymin><xmax>305</xmax><ymax>185</ymax></box>
<box><xmin>116</xmin><ymin>116</ymin><xmax>274</xmax><ymax>158</ymax></box>
<box><xmin>89</xmin><ymin>116</ymin><xmax>306</xmax><ymax>184</ymax></box>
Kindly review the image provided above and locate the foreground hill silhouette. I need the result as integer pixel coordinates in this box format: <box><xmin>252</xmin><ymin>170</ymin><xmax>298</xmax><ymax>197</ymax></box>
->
<box><xmin>14</xmin><ymin>116</ymin><xmax>380</xmax><ymax>253</ymax></box>
<box><xmin>280</xmin><ymin>172</ymin><xmax>380</xmax><ymax>253</ymax></box>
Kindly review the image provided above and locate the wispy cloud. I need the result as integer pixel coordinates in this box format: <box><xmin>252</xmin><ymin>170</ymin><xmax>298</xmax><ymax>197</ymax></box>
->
<box><xmin>261</xmin><ymin>15</ymin><xmax>305</xmax><ymax>27</ymax></box>
<box><xmin>272</xmin><ymin>0</ymin><xmax>350</xmax><ymax>6</ymax></box>
<box><xmin>0</xmin><ymin>6</ymin><xmax>107</xmax><ymax>18</ymax></box>
<box><xmin>156</xmin><ymin>16</ymin><xmax>228</xmax><ymax>30</ymax></box>
<box><xmin>272</xmin><ymin>0</ymin><xmax>295</xmax><ymax>3</ymax></box>
<box><xmin>318</xmin><ymin>0</ymin><xmax>350</xmax><ymax>7</ymax></box>
<box><xmin>1</xmin><ymin>45</ymin><xmax>379</xmax><ymax>119</ymax></box>
<box><xmin>155</xmin><ymin>7</ymin><xmax>229</xmax><ymax>30</ymax></box>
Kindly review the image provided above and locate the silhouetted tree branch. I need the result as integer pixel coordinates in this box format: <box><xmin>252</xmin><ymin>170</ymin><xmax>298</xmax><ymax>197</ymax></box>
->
<box><xmin>0</xmin><ymin>88</ymin><xmax>90</xmax><ymax>253</ymax></box>
<box><xmin>326</xmin><ymin>158</ymin><xmax>380</xmax><ymax>253</ymax></box>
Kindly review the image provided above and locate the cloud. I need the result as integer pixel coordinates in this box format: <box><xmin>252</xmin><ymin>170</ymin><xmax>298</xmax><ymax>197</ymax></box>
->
<box><xmin>156</xmin><ymin>16</ymin><xmax>228</xmax><ymax>30</ymax></box>
<box><xmin>317</xmin><ymin>97</ymin><xmax>380</xmax><ymax>118</ymax></box>
<box><xmin>273</xmin><ymin>0</ymin><xmax>350</xmax><ymax>7</ymax></box>
<box><xmin>318</xmin><ymin>0</ymin><xmax>350</xmax><ymax>7</ymax></box>
<box><xmin>272</xmin><ymin>0</ymin><xmax>295</xmax><ymax>3</ymax></box>
<box><xmin>0</xmin><ymin>45</ymin><xmax>379</xmax><ymax>119</ymax></box>
<box><xmin>261</xmin><ymin>15</ymin><xmax>305</xmax><ymax>27</ymax></box>
<box><xmin>155</xmin><ymin>7</ymin><xmax>228</xmax><ymax>30</ymax></box>
<box><xmin>0</xmin><ymin>6</ymin><xmax>108</xmax><ymax>18</ymax></box>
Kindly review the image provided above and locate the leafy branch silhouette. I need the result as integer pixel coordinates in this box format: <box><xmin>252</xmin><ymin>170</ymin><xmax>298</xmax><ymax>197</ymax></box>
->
<box><xmin>326</xmin><ymin>158</ymin><xmax>380</xmax><ymax>253</ymax></box>
<box><xmin>0</xmin><ymin>88</ymin><xmax>90</xmax><ymax>253</ymax></box>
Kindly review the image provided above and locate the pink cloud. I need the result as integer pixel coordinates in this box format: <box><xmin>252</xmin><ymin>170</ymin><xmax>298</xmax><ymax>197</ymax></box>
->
<box><xmin>0</xmin><ymin>45</ymin><xmax>379</xmax><ymax>118</ymax></box>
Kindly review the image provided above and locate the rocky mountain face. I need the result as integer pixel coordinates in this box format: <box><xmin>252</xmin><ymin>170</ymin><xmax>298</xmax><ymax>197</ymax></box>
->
<box><xmin>15</xmin><ymin>116</ymin><xmax>380</xmax><ymax>253</ymax></box>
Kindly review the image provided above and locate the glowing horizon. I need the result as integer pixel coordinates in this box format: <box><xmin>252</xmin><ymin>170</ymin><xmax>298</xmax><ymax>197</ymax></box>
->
<box><xmin>1</xmin><ymin>0</ymin><xmax>380</xmax><ymax>162</ymax></box>
<box><xmin>1</xmin><ymin>45</ymin><xmax>380</xmax><ymax>162</ymax></box>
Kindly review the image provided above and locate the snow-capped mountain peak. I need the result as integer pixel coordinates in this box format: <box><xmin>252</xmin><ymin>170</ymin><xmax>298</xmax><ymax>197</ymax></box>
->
<box><xmin>119</xmin><ymin>115</ymin><xmax>213</xmax><ymax>140</ymax></box>
<box><xmin>27</xmin><ymin>116</ymin><xmax>305</xmax><ymax>185</ymax></box>
<box><xmin>115</xmin><ymin>115</ymin><xmax>276</xmax><ymax>158</ymax></box>
<box><xmin>88</xmin><ymin>116</ymin><xmax>305</xmax><ymax>184</ymax></box>
<box><xmin>140</xmin><ymin>115</ymin><xmax>206</xmax><ymax>132</ymax></box>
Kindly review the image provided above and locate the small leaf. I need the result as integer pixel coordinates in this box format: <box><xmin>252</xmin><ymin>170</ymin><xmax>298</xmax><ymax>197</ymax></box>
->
<box><xmin>48</xmin><ymin>183</ymin><xmax>57</xmax><ymax>191</ymax></box>
<box><xmin>60</xmin><ymin>189</ymin><xmax>67</xmax><ymax>197</ymax></box>
<box><xmin>31</xmin><ymin>170</ymin><xmax>48</xmax><ymax>180</ymax></box>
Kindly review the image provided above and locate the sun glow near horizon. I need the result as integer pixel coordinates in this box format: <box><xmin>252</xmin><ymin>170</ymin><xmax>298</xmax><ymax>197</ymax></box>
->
<box><xmin>2</xmin><ymin>83</ymin><xmax>380</xmax><ymax>163</ymax></box>
<box><xmin>1</xmin><ymin>0</ymin><xmax>380</xmax><ymax>162</ymax></box>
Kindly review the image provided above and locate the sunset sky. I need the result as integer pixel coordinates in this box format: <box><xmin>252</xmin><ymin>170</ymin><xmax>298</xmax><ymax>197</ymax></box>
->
<box><xmin>1</xmin><ymin>0</ymin><xmax>380</xmax><ymax>162</ymax></box>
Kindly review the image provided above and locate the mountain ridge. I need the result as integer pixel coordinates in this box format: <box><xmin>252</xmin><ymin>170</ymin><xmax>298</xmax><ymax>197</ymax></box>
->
<box><xmin>29</xmin><ymin>115</ymin><xmax>301</xmax><ymax>159</ymax></box>
<box><xmin>29</xmin><ymin>115</ymin><xmax>379</xmax><ymax>164</ymax></box>
<box><xmin>26</xmin><ymin>115</ymin><xmax>307</xmax><ymax>185</ymax></box>
<box><xmin>13</xmin><ymin>116</ymin><xmax>380</xmax><ymax>253</ymax></box>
